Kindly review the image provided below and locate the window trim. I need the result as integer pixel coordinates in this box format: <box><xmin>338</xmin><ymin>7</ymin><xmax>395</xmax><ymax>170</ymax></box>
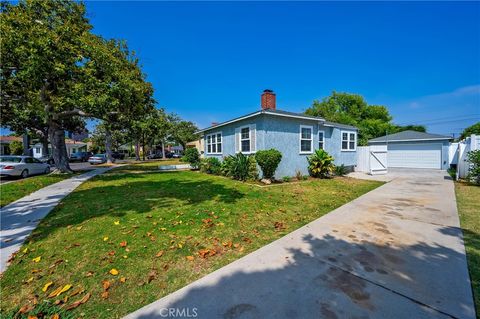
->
<box><xmin>206</xmin><ymin>131</ymin><xmax>223</xmax><ymax>155</ymax></box>
<box><xmin>299</xmin><ymin>125</ymin><xmax>314</xmax><ymax>154</ymax></box>
<box><xmin>341</xmin><ymin>130</ymin><xmax>357</xmax><ymax>152</ymax></box>
<box><xmin>318</xmin><ymin>130</ymin><xmax>325</xmax><ymax>150</ymax></box>
<box><xmin>239</xmin><ymin>125</ymin><xmax>254</xmax><ymax>154</ymax></box>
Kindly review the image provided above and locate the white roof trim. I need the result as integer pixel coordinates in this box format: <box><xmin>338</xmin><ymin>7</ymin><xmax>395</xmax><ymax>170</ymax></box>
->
<box><xmin>197</xmin><ymin>110</ymin><xmax>324</xmax><ymax>134</ymax></box>
<box><xmin>369</xmin><ymin>137</ymin><xmax>451</xmax><ymax>143</ymax></box>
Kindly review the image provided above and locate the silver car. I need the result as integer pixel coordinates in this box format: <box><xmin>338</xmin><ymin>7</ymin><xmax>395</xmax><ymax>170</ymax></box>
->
<box><xmin>88</xmin><ymin>154</ymin><xmax>107</xmax><ymax>165</ymax></box>
<box><xmin>0</xmin><ymin>156</ymin><xmax>51</xmax><ymax>178</ymax></box>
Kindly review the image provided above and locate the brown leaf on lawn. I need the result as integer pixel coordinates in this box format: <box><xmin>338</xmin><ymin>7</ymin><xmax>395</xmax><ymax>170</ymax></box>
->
<box><xmin>47</xmin><ymin>287</ymin><xmax>63</xmax><ymax>298</ymax></box>
<box><xmin>65</xmin><ymin>292</ymin><xmax>91</xmax><ymax>310</ymax></box>
<box><xmin>146</xmin><ymin>232</ymin><xmax>152</xmax><ymax>237</ymax></box>
<box><xmin>51</xmin><ymin>314</ymin><xmax>60</xmax><ymax>319</ymax></box>
<box><xmin>119</xmin><ymin>277</ymin><xmax>126</xmax><ymax>283</ymax></box>
<box><xmin>274</xmin><ymin>222</ymin><xmax>285</xmax><ymax>231</ymax></box>
<box><xmin>108</xmin><ymin>251</ymin><xmax>115</xmax><ymax>256</ymax></box>
<box><xmin>69</xmin><ymin>287</ymin><xmax>85</xmax><ymax>297</ymax></box>
<box><xmin>17</xmin><ymin>304</ymin><xmax>34</xmax><ymax>314</ymax></box>
<box><xmin>242</xmin><ymin>237</ymin><xmax>252</xmax><ymax>243</ymax></box>
<box><xmin>101</xmin><ymin>291</ymin><xmax>109</xmax><ymax>299</ymax></box>
<box><xmin>119</xmin><ymin>241</ymin><xmax>127</xmax><ymax>247</ymax></box>
<box><xmin>85</xmin><ymin>271</ymin><xmax>94</xmax><ymax>277</ymax></box>
<box><xmin>155</xmin><ymin>251</ymin><xmax>164</xmax><ymax>258</ymax></box>
<box><xmin>233</xmin><ymin>243</ymin><xmax>240</xmax><ymax>248</ymax></box>
<box><xmin>27</xmin><ymin>316</ymin><xmax>38</xmax><ymax>319</ymax></box>
<box><xmin>48</xmin><ymin>259</ymin><xmax>64</xmax><ymax>269</ymax></box>
<box><xmin>222</xmin><ymin>241</ymin><xmax>233</xmax><ymax>248</ymax></box>
<box><xmin>147</xmin><ymin>269</ymin><xmax>158</xmax><ymax>283</ymax></box>
<box><xmin>186</xmin><ymin>255</ymin><xmax>194</xmax><ymax>261</ymax></box>
<box><xmin>102</xmin><ymin>280</ymin><xmax>111</xmax><ymax>290</ymax></box>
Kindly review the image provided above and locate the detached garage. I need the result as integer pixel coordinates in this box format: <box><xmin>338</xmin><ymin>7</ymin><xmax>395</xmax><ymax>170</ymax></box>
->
<box><xmin>368</xmin><ymin>131</ymin><xmax>453</xmax><ymax>170</ymax></box>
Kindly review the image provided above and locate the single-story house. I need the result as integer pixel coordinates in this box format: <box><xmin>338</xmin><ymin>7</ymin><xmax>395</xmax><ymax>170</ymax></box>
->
<box><xmin>197</xmin><ymin>90</ymin><xmax>358</xmax><ymax>178</ymax></box>
<box><xmin>0</xmin><ymin>136</ymin><xmax>22</xmax><ymax>155</ymax></box>
<box><xmin>368</xmin><ymin>130</ymin><xmax>453</xmax><ymax>170</ymax></box>
<box><xmin>186</xmin><ymin>138</ymin><xmax>205</xmax><ymax>157</ymax></box>
<box><xmin>31</xmin><ymin>139</ymin><xmax>87</xmax><ymax>159</ymax></box>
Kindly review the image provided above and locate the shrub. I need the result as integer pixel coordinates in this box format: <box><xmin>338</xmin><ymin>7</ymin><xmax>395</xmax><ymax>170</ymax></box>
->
<box><xmin>222</xmin><ymin>153</ymin><xmax>257</xmax><ymax>181</ymax></box>
<box><xmin>307</xmin><ymin>149</ymin><xmax>335</xmax><ymax>178</ymax></box>
<box><xmin>200</xmin><ymin>157</ymin><xmax>222</xmax><ymax>175</ymax></box>
<box><xmin>9</xmin><ymin>140</ymin><xmax>23</xmax><ymax>155</ymax></box>
<box><xmin>466</xmin><ymin>150</ymin><xmax>480</xmax><ymax>185</ymax></box>
<box><xmin>255</xmin><ymin>149</ymin><xmax>282</xmax><ymax>180</ymax></box>
<box><xmin>182</xmin><ymin>148</ymin><xmax>200</xmax><ymax>169</ymax></box>
<box><xmin>302</xmin><ymin>175</ymin><xmax>309</xmax><ymax>180</ymax></box>
<box><xmin>282</xmin><ymin>176</ymin><xmax>291</xmax><ymax>182</ymax></box>
<box><xmin>334</xmin><ymin>164</ymin><xmax>348</xmax><ymax>176</ymax></box>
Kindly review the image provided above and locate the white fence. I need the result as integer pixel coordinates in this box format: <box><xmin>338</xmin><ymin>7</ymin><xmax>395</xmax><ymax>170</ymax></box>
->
<box><xmin>355</xmin><ymin>145</ymin><xmax>388</xmax><ymax>175</ymax></box>
<box><xmin>454</xmin><ymin>134</ymin><xmax>479</xmax><ymax>179</ymax></box>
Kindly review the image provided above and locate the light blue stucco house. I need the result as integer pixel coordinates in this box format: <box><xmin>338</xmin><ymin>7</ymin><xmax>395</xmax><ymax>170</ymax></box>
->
<box><xmin>197</xmin><ymin>90</ymin><xmax>358</xmax><ymax>178</ymax></box>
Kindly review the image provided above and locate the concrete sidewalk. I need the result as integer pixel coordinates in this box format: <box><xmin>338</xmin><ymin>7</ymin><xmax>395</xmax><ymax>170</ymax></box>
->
<box><xmin>0</xmin><ymin>167</ymin><xmax>115</xmax><ymax>273</ymax></box>
<box><xmin>126</xmin><ymin>169</ymin><xmax>476</xmax><ymax>319</ymax></box>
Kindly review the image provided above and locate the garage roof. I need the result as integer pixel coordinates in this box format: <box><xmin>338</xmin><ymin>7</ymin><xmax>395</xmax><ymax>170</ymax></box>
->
<box><xmin>368</xmin><ymin>130</ymin><xmax>453</xmax><ymax>143</ymax></box>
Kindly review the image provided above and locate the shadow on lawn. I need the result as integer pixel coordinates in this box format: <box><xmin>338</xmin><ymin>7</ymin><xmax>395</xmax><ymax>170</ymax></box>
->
<box><xmin>27</xmin><ymin>172</ymin><xmax>245</xmax><ymax>242</ymax></box>
<box><xmin>132</xmin><ymin>229</ymin><xmax>477</xmax><ymax>319</ymax></box>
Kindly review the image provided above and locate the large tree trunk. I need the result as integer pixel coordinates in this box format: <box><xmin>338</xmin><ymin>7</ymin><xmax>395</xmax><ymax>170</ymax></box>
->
<box><xmin>161</xmin><ymin>140</ymin><xmax>166</xmax><ymax>159</ymax></box>
<box><xmin>105</xmin><ymin>127</ymin><xmax>114</xmax><ymax>164</ymax></box>
<box><xmin>142</xmin><ymin>133</ymin><xmax>146</xmax><ymax>161</ymax></box>
<box><xmin>41</xmin><ymin>134</ymin><xmax>49</xmax><ymax>158</ymax></box>
<box><xmin>48</xmin><ymin>123</ymin><xmax>73</xmax><ymax>173</ymax></box>
<box><xmin>22</xmin><ymin>133</ymin><xmax>30</xmax><ymax>156</ymax></box>
<box><xmin>134</xmin><ymin>138</ymin><xmax>140</xmax><ymax>161</ymax></box>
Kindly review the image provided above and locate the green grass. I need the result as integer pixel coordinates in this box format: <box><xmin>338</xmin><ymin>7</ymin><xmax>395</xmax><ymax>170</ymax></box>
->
<box><xmin>0</xmin><ymin>166</ymin><xmax>382</xmax><ymax>318</ymax></box>
<box><xmin>455</xmin><ymin>182</ymin><xmax>480</xmax><ymax>314</ymax></box>
<box><xmin>0</xmin><ymin>174</ymin><xmax>75</xmax><ymax>207</ymax></box>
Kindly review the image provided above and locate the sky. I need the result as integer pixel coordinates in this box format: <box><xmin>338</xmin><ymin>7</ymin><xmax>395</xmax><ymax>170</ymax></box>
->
<box><xmin>3</xmin><ymin>1</ymin><xmax>480</xmax><ymax>137</ymax></box>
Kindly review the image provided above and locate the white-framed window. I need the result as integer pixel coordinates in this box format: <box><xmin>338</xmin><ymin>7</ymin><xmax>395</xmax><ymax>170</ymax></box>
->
<box><xmin>318</xmin><ymin>130</ymin><xmax>325</xmax><ymax>150</ymax></box>
<box><xmin>240</xmin><ymin>126</ymin><xmax>251</xmax><ymax>153</ymax></box>
<box><xmin>206</xmin><ymin>132</ymin><xmax>222</xmax><ymax>154</ymax></box>
<box><xmin>235</xmin><ymin>124</ymin><xmax>256</xmax><ymax>154</ymax></box>
<box><xmin>341</xmin><ymin>131</ymin><xmax>357</xmax><ymax>151</ymax></box>
<box><xmin>35</xmin><ymin>147</ymin><xmax>41</xmax><ymax>154</ymax></box>
<box><xmin>299</xmin><ymin>125</ymin><xmax>313</xmax><ymax>154</ymax></box>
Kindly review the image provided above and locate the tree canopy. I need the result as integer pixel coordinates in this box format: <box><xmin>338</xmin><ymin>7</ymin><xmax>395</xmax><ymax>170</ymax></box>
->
<box><xmin>305</xmin><ymin>91</ymin><xmax>425</xmax><ymax>145</ymax></box>
<box><xmin>460</xmin><ymin>122</ymin><xmax>480</xmax><ymax>140</ymax></box>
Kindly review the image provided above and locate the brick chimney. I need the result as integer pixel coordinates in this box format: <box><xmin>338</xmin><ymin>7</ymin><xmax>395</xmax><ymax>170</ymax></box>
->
<box><xmin>261</xmin><ymin>89</ymin><xmax>276</xmax><ymax>110</ymax></box>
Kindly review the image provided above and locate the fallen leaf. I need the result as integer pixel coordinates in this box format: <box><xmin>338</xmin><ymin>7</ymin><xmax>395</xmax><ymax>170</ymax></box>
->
<box><xmin>108</xmin><ymin>251</ymin><xmax>115</xmax><ymax>256</ymax></box>
<box><xmin>177</xmin><ymin>243</ymin><xmax>183</xmax><ymax>248</ymax></box>
<box><xmin>123</xmin><ymin>255</ymin><xmax>128</xmax><ymax>259</ymax></box>
<box><xmin>42</xmin><ymin>281</ymin><xmax>53</xmax><ymax>292</ymax></box>
<box><xmin>160</xmin><ymin>228</ymin><xmax>167</xmax><ymax>231</ymax></box>
<box><xmin>103</xmin><ymin>237</ymin><xmax>109</xmax><ymax>241</ymax></box>
<box><xmin>147</xmin><ymin>269</ymin><xmax>158</xmax><ymax>283</ymax></box>
<box><xmin>22</xmin><ymin>248</ymin><xmax>29</xmax><ymax>254</ymax></box>
<box><xmin>119</xmin><ymin>241</ymin><xmax>127</xmax><ymax>247</ymax></box>
<box><xmin>102</xmin><ymin>280</ymin><xmax>111</xmax><ymax>290</ymax></box>
<box><xmin>155</xmin><ymin>251</ymin><xmax>164</xmax><ymax>258</ymax></box>
<box><xmin>56</xmin><ymin>284</ymin><xmax>72</xmax><ymax>296</ymax></box>
<box><xmin>69</xmin><ymin>287</ymin><xmax>85</xmax><ymax>297</ymax></box>
<box><xmin>27</xmin><ymin>315</ymin><xmax>38</xmax><ymax>319</ymax></box>
<box><xmin>18</xmin><ymin>304</ymin><xmax>34</xmax><ymax>314</ymax></box>
<box><xmin>101</xmin><ymin>291</ymin><xmax>109</xmax><ymax>299</ymax></box>
<box><xmin>85</xmin><ymin>271</ymin><xmax>94</xmax><ymax>277</ymax></box>
<box><xmin>51</xmin><ymin>314</ymin><xmax>60</xmax><ymax>319</ymax></box>
<box><xmin>109</xmin><ymin>268</ymin><xmax>119</xmax><ymax>276</ymax></box>
<box><xmin>114</xmin><ymin>221</ymin><xmax>120</xmax><ymax>225</ymax></box>
<box><xmin>26</xmin><ymin>277</ymin><xmax>34</xmax><ymax>283</ymax></box>
<box><xmin>32</xmin><ymin>256</ymin><xmax>41</xmax><ymax>263</ymax></box>
<box><xmin>186</xmin><ymin>256</ymin><xmax>194</xmax><ymax>261</ymax></box>
<box><xmin>76</xmin><ymin>226</ymin><xmax>83</xmax><ymax>230</ymax></box>
<box><xmin>119</xmin><ymin>277</ymin><xmax>126</xmax><ymax>283</ymax></box>
<box><xmin>222</xmin><ymin>241</ymin><xmax>233</xmax><ymax>248</ymax></box>
<box><xmin>48</xmin><ymin>287</ymin><xmax>63</xmax><ymax>298</ymax></box>
<box><xmin>65</xmin><ymin>292</ymin><xmax>91</xmax><ymax>310</ymax></box>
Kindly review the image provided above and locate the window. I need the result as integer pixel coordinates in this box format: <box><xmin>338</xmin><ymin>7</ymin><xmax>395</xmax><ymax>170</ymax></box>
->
<box><xmin>341</xmin><ymin>131</ymin><xmax>356</xmax><ymax>151</ymax></box>
<box><xmin>240</xmin><ymin>127</ymin><xmax>250</xmax><ymax>153</ymax></box>
<box><xmin>35</xmin><ymin>147</ymin><xmax>41</xmax><ymax>154</ymax></box>
<box><xmin>318</xmin><ymin>131</ymin><xmax>325</xmax><ymax>150</ymax></box>
<box><xmin>299</xmin><ymin>125</ymin><xmax>313</xmax><ymax>154</ymax></box>
<box><xmin>206</xmin><ymin>132</ymin><xmax>222</xmax><ymax>154</ymax></box>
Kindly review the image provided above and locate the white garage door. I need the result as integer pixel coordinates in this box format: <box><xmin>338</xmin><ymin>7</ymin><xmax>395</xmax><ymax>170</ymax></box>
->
<box><xmin>388</xmin><ymin>143</ymin><xmax>442</xmax><ymax>169</ymax></box>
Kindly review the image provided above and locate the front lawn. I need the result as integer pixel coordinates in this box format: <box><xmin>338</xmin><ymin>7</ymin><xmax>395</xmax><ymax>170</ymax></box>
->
<box><xmin>0</xmin><ymin>167</ymin><xmax>382</xmax><ymax>318</ymax></box>
<box><xmin>0</xmin><ymin>174</ymin><xmax>76</xmax><ymax>207</ymax></box>
<box><xmin>455</xmin><ymin>182</ymin><xmax>480</xmax><ymax>312</ymax></box>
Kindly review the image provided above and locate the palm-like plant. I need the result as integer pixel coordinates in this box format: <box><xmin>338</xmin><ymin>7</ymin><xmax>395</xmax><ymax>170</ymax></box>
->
<box><xmin>307</xmin><ymin>149</ymin><xmax>335</xmax><ymax>178</ymax></box>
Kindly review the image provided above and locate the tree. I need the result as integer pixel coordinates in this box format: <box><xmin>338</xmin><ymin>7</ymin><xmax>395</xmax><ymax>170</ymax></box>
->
<box><xmin>9</xmin><ymin>141</ymin><xmax>23</xmax><ymax>155</ymax></box>
<box><xmin>460</xmin><ymin>122</ymin><xmax>480</xmax><ymax>140</ymax></box>
<box><xmin>171</xmin><ymin>120</ymin><xmax>198</xmax><ymax>150</ymax></box>
<box><xmin>393</xmin><ymin>124</ymin><xmax>426</xmax><ymax>133</ymax></box>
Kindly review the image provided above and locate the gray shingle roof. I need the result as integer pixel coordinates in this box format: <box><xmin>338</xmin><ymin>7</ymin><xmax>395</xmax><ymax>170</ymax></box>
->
<box><xmin>368</xmin><ymin>130</ymin><xmax>453</xmax><ymax>143</ymax></box>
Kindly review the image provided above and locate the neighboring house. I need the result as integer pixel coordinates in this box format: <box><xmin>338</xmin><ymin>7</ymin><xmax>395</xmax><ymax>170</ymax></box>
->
<box><xmin>186</xmin><ymin>138</ymin><xmax>205</xmax><ymax>157</ymax></box>
<box><xmin>197</xmin><ymin>90</ymin><xmax>358</xmax><ymax>177</ymax></box>
<box><xmin>368</xmin><ymin>130</ymin><xmax>453</xmax><ymax>170</ymax></box>
<box><xmin>0</xmin><ymin>136</ymin><xmax>22</xmax><ymax>155</ymax></box>
<box><xmin>31</xmin><ymin>139</ymin><xmax>87</xmax><ymax>159</ymax></box>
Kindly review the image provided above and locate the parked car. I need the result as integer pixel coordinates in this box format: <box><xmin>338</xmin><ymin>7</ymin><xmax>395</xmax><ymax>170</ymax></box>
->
<box><xmin>165</xmin><ymin>152</ymin><xmax>182</xmax><ymax>159</ymax></box>
<box><xmin>172</xmin><ymin>153</ymin><xmax>182</xmax><ymax>158</ymax></box>
<box><xmin>0</xmin><ymin>156</ymin><xmax>50</xmax><ymax>178</ymax></box>
<box><xmin>112</xmin><ymin>151</ymin><xmax>125</xmax><ymax>160</ymax></box>
<box><xmin>39</xmin><ymin>156</ymin><xmax>55</xmax><ymax>164</ymax></box>
<box><xmin>70</xmin><ymin>151</ymin><xmax>93</xmax><ymax>162</ymax></box>
<box><xmin>88</xmin><ymin>154</ymin><xmax>107</xmax><ymax>165</ymax></box>
<box><xmin>147</xmin><ymin>153</ymin><xmax>163</xmax><ymax>159</ymax></box>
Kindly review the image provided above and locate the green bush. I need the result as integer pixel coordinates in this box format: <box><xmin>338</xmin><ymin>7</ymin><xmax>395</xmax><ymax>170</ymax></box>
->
<box><xmin>182</xmin><ymin>148</ymin><xmax>200</xmax><ymax>169</ymax></box>
<box><xmin>307</xmin><ymin>149</ymin><xmax>335</xmax><ymax>178</ymax></box>
<box><xmin>255</xmin><ymin>149</ymin><xmax>282</xmax><ymax>180</ymax></box>
<box><xmin>467</xmin><ymin>150</ymin><xmax>480</xmax><ymax>185</ymax></box>
<box><xmin>334</xmin><ymin>164</ymin><xmax>348</xmax><ymax>176</ymax></box>
<box><xmin>282</xmin><ymin>176</ymin><xmax>291</xmax><ymax>182</ymax></box>
<box><xmin>200</xmin><ymin>157</ymin><xmax>222</xmax><ymax>175</ymax></box>
<box><xmin>222</xmin><ymin>153</ymin><xmax>257</xmax><ymax>181</ymax></box>
<box><xmin>9</xmin><ymin>140</ymin><xmax>23</xmax><ymax>155</ymax></box>
<box><xmin>302</xmin><ymin>175</ymin><xmax>309</xmax><ymax>180</ymax></box>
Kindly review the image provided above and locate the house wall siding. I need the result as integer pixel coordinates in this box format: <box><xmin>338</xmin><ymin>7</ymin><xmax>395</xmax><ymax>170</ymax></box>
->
<box><xmin>203</xmin><ymin>114</ymin><xmax>357</xmax><ymax>178</ymax></box>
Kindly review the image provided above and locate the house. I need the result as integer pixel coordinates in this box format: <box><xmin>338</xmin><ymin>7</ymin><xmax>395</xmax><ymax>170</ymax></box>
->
<box><xmin>368</xmin><ymin>130</ymin><xmax>453</xmax><ymax>170</ymax></box>
<box><xmin>186</xmin><ymin>138</ymin><xmax>205</xmax><ymax>157</ymax></box>
<box><xmin>197</xmin><ymin>90</ymin><xmax>358</xmax><ymax>177</ymax></box>
<box><xmin>0</xmin><ymin>136</ymin><xmax>22</xmax><ymax>155</ymax></box>
<box><xmin>31</xmin><ymin>139</ymin><xmax>88</xmax><ymax>159</ymax></box>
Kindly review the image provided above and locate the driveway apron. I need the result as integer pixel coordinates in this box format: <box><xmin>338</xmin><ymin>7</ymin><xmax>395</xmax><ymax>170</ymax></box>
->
<box><xmin>126</xmin><ymin>169</ymin><xmax>476</xmax><ymax>319</ymax></box>
<box><xmin>0</xmin><ymin>167</ymin><xmax>115</xmax><ymax>273</ymax></box>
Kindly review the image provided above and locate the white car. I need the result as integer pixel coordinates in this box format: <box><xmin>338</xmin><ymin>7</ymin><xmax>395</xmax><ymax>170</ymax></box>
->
<box><xmin>88</xmin><ymin>154</ymin><xmax>107</xmax><ymax>165</ymax></box>
<box><xmin>0</xmin><ymin>156</ymin><xmax>51</xmax><ymax>178</ymax></box>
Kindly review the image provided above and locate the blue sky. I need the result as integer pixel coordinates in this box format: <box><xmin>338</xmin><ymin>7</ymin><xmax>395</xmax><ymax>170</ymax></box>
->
<box><xmin>4</xmin><ymin>1</ymin><xmax>480</xmax><ymax>137</ymax></box>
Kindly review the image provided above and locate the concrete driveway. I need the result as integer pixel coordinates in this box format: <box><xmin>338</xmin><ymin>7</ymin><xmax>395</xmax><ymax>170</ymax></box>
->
<box><xmin>126</xmin><ymin>169</ymin><xmax>475</xmax><ymax>319</ymax></box>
